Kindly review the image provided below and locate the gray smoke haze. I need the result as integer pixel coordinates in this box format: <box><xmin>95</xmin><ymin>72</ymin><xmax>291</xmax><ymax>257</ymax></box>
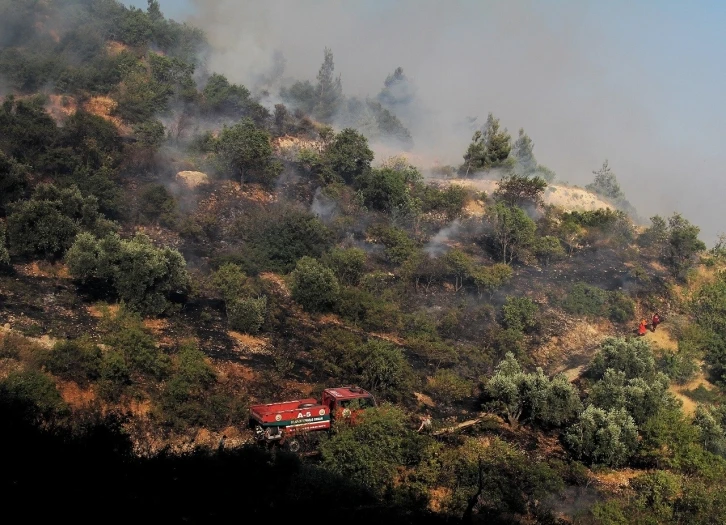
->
<box><xmin>185</xmin><ymin>0</ymin><xmax>726</xmax><ymax>244</ymax></box>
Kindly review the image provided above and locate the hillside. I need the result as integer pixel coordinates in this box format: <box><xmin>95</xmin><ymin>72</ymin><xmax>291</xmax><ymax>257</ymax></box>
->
<box><xmin>2</xmin><ymin>2</ymin><xmax>726</xmax><ymax>524</ymax></box>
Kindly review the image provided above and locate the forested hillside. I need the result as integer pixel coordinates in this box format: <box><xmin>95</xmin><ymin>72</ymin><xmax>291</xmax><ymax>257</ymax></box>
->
<box><xmin>2</xmin><ymin>1</ymin><xmax>726</xmax><ymax>523</ymax></box>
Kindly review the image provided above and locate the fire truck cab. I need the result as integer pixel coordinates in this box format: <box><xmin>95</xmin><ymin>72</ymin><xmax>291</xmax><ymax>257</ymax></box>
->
<box><xmin>321</xmin><ymin>386</ymin><xmax>376</xmax><ymax>419</ymax></box>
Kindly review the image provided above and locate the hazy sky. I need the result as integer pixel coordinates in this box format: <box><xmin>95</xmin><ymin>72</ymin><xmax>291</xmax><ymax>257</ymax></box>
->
<box><xmin>126</xmin><ymin>0</ymin><xmax>726</xmax><ymax>244</ymax></box>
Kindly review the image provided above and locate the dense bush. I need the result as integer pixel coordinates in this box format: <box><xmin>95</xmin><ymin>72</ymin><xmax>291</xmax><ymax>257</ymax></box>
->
<box><xmin>0</xmin><ymin>370</ymin><xmax>69</xmax><ymax>424</ymax></box>
<box><xmin>66</xmin><ymin>232</ymin><xmax>190</xmax><ymax>315</ymax></box>
<box><xmin>227</xmin><ymin>296</ymin><xmax>267</xmax><ymax>334</ymax></box>
<box><xmin>7</xmin><ymin>184</ymin><xmax>111</xmax><ymax>260</ymax></box>
<box><xmin>290</xmin><ymin>256</ymin><xmax>340</xmax><ymax>313</ymax></box>
<box><xmin>44</xmin><ymin>338</ymin><xmax>102</xmax><ymax>387</ymax></box>
<box><xmin>564</xmin><ymin>406</ymin><xmax>638</xmax><ymax>467</ymax></box>
<box><xmin>240</xmin><ymin>208</ymin><xmax>333</xmax><ymax>274</ymax></box>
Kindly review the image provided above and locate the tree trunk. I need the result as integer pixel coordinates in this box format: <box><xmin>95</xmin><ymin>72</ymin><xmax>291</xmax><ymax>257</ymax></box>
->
<box><xmin>462</xmin><ymin>458</ymin><xmax>485</xmax><ymax>523</ymax></box>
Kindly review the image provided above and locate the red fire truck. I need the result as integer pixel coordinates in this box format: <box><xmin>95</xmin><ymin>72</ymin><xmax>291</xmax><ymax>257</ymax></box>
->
<box><xmin>249</xmin><ymin>386</ymin><xmax>376</xmax><ymax>452</ymax></box>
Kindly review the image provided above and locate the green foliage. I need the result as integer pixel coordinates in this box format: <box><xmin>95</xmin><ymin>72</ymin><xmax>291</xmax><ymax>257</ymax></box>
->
<box><xmin>439</xmin><ymin>437</ymin><xmax>564</xmax><ymax>520</ymax></box>
<box><xmin>586</xmin><ymin>160</ymin><xmax>624</xmax><ymax>201</ymax></box>
<box><xmin>419</xmin><ymin>184</ymin><xmax>468</xmax><ymax>220</ymax></box>
<box><xmin>7</xmin><ymin>184</ymin><xmax>107</xmax><ymax>259</ymax></box>
<box><xmin>471</xmin><ymin>263</ymin><xmax>513</xmax><ymax>299</ymax></box>
<box><xmin>486</xmin><ymin>201</ymin><xmax>536</xmax><ymax>264</ymax></box>
<box><xmin>629</xmin><ymin>471</ymin><xmax>681</xmax><ymax>524</ymax></box>
<box><xmin>336</xmin><ymin>287</ymin><xmax>401</xmax><ymax>332</ymax></box>
<box><xmin>0</xmin><ymin>222</ymin><xmax>9</xmax><ymax>266</ymax></box>
<box><xmin>561</xmin><ymin>282</ymin><xmax>607</xmax><ymax>315</ymax></box>
<box><xmin>358</xmin><ymin>167</ymin><xmax>415</xmax><ymax>213</ymax></box>
<box><xmin>102</xmin><ymin>307</ymin><xmax>169</xmax><ymax>379</ymax></box>
<box><xmin>0</xmin><ymin>370</ymin><xmax>69</xmax><ymax>424</ymax></box>
<box><xmin>485</xmin><ymin>352</ymin><xmax>581</xmax><ymax>427</ymax></box>
<box><xmin>137</xmin><ymin>184</ymin><xmax>177</xmax><ymax>227</ymax></box>
<box><xmin>532</xmin><ymin>235</ymin><xmax>565</xmax><ymax>266</ymax></box>
<box><xmin>0</xmin><ymin>151</ymin><xmax>28</xmax><ymax>213</ymax></box>
<box><xmin>44</xmin><ymin>338</ymin><xmax>102</xmax><ymax>387</ymax></box>
<box><xmin>241</xmin><ymin>208</ymin><xmax>333</xmax><ymax>274</ymax></box>
<box><xmin>587</xmin><ymin>337</ymin><xmax>656</xmax><ymax>381</ymax></box>
<box><xmin>158</xmin><ymin>340</ymin><xmax>219</xmax><ymax>430</ymax></box>
<box><xmin>211</xmin><ymin>263</ymin><xmax>249</xmax><ymax>303</ymax></box>
<box><xmin>658</xmin><ymin>349</ymin><xmax>700</xmax><ymax>385</ymax></box>
<box><xmin>203</xmin><ymin>73</ymin><xmax>268</xmax><ymax>124</ymax></box>
<box><xmin>461</xmin><ymin>113</ymin><xmax>512</xmax><ymax>175</ymax></box>
<box><xmin>227</xmin><ymin>296</ymin><xmax>267</xmax><ymax>334</ymax></box>
<box><xmin>98</xmin><ymin>349</ymin><xmax>130</xmax><ymax>401</ymax></box>
<box><xmin>356</xmin><ymin>340</ymin><xmax>412</xmax><ymax>400</ymax></box>
<box><xmin>439</xmin><ymin>249</ymin><xmax>471</xmax><ymax>292</ymax></box>
<box><xmin>501</xmin><ymin>296</ymin><xmax>538</xmax><ymax>333</ymax></box>
<box><xmin>427</xmin><ymin>369</ymin><xmax>473</xmax><ymax>403</ymax></box>
<box><xmin>323</xmin><ymin>247</ymin><xmax>366</xmax><ymax>286</ymax></box>
<box><xmin>560</xmin><ymin>282</ymin><xmax>634</xmax><ymax>323</ymax></box>
<box><xmin>589</xmin><ymin>370</ymin><xmax>678</xmax><ymax>425</ymax></box>
<box><xmin>313</xmin><ymin>47</ymin><xmax>343</xmax><ymax>122</ymax></box>
<box><xmin>214</xmin><ymin>118</ymin><xmax>281</xmax><ymax>186</ymax></box>
<box><xmin>666</xmin><ymin>212</ymin><xmax>706</xmax><ymax>280</ymax></box>
<box><xmin>320</xmin><ymin>128</ymin><xmax>374</xmax><ymax>184</ymax></box>
<box><xmin>694</xmin><ymin>405</ymin><xmax>726</xmax><ymax>457</ymax></box>
<box><xmin>368</xmin><ymin>224</ymin><xmax>417</xmax><ymax>265</ymax></box>
<box><xmin>636</xmin><ymin>405</ymin><xmax>703</xmax><ymax>470</ymax></box>
<box><xmin>564</xmin><ymin>405</ymin><xmax>638</xmax><ymax>467</ymax></box>
<box><xmin>320</xmin><ymin>405</ymin><xmax>410</xmax><ymax>497</ymax></box>
<box><xmin>132</xmin><ymin>120</ymin><xmax>166</xmax><ymax>150</ymax></box>
<box><xmin>290</xmin><ymin>256</ymin><xmax>340</xmax><ymax>312</ymax></box>
<box><xmin>66</xmin><ymin>232</ymin><xmax>190</xmax><ymax>315</ymax></box>
<box><xmin>493</xmin><ymin>174</ymin><xmax>547</xmax><ymax>209</ymax></box>
<box><xmin>608</xmin><ymin>291</ymin><xmax>635</xmax><ymax>323</ymax></box>
<box><xmin>639</xmin><ymin>215</ymin><xmax>669</xmax><ymax>254</ymax></box>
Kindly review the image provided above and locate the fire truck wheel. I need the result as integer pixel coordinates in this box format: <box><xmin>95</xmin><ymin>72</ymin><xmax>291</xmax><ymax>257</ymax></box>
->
<box><xmin>286</xmin><ymin>439</ymin><xmax>301</xmax><ymax>453</ymax></box>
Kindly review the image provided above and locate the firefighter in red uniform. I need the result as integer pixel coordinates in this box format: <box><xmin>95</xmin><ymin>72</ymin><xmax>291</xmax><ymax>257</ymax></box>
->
<box><xmin>639</xmin><ymin>318</ymin><xmax>648</xmax><ymax>335</ymax></box>
<box><xmin>651</xmin><ymin>313</ymin><xmax>661</xmax><ymax>332</ymax></box>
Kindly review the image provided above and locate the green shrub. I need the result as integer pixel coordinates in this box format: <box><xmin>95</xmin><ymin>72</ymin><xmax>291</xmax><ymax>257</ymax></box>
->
<box><xmin>137</xmin><ymin>184</ymin><xmax>177</xmax><ymax>227</ymax></box>
<box><xmin>66</xmin><ymin>232</ymin><xmax>190</xmax><ymax>315</ymax></box>
<box><xmin>102</xmin><ymin>308</ymin><xmax>169</xmax><ymax>379</ymax></box>
<box><xmin>324</xmin><ymin>247</ymin><xmax>366</xmax><ymax>286</ymax></box>
<box><xmin>211</xmin><ymin>263</ymin><xmax>249</xmax><ymax>303</ymax></box>
<box><xmin>98</xmin><ymin>349</ymin><xmax>131</xmax><ymax>401</ymax></box>
<box><xmin>608</xmin><ymin>291</ymin><xmax>635</xmax><ymax>323</ymax></box>
<box><xmin>44</xmin><ymin>338</ymin><xmax>102</xmax><ymax>387</ymax></box>
<box><xmin>357</xmin><ymin>340</ymin><xmax>413</xmax><ymax>401</ymax></box>
<box><xmin>0</xmin><ymin>370</ymin><xmax>69</xmax><ymax>423</ymax></box>
<box><xmin>290</xmin><ymin>256</ymin><xmax>340</xmax><ymax>313</ymax></box>
<box><xmin>336</xmin><ymin>287</ymin><xmax>401</xmax><ymax>332</ymax></box>
<box><xmin>502</xmin><ymin>296</ymin><xmax>539</xmax><ymax>333</ymax></box>
<box><xmin>367</xmin><ymin>225</ymin><xmax>417</xmax><ymax>265</ymax></box>
<box><xmin>427</xmin><ymin>369</ymin><xmax>472</xmax><ymax>403</ymax></box>
<box><xmin>227</xmin><ymin>296</ymin><xmax>267</xmax><ymax>334</ymax></box>
<box><xmin>561</xmin><ymin>282</ymin><xmax>607</xmax><ymax>316</ymax></box>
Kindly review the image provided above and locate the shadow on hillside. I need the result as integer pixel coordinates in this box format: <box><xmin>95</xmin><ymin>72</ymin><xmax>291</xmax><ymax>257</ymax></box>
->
<box><xmin>0</xmin><ymin>398</ymin><xmax>450</xmax><ymax>525</ymax></box>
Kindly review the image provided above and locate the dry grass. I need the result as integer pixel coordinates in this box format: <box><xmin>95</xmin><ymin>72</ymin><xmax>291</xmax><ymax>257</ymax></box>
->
<box><xmin>438</xmin><ymin>178</ymin><xmax>614</xmax><ymax>213</ymax></box>
<box><xmin>105</xmin><ymin>41</ymin><xmax>130</xmax><ymax>56</ymax></box>
<box><xmin>83</xmin><ymin>96</ymin><xmax>131</xmax><ymax>134</ymax></box>
<box><xmin>176</xmin><ymin>170</ymin><xmax>210</xmax><ymax>189</ymax></box>
<box><xmin>57</xmin><ymin>380</ymin><xmax>96</xmax><ymax>409</ymax></box>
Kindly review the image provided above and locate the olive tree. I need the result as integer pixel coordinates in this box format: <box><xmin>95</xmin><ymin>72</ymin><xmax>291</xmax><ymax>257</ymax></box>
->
<box><xmin>66</xmin><ymin>232</ymin><xmax>190</xmax><ymax>315</ymax></box>
<box><xmin>564</xmin><ymin>405</ymin><xmax>638</xmax><ymax>467</ymax></box>
<box><xmin>486</xmin><ymin>352</ymin><xmax>581</xmax><ymax>428</ymax></box>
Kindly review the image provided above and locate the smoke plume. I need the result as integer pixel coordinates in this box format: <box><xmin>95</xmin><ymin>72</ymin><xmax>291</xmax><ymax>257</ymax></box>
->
<box><xmin>185</xmin><ymin>0</ymin><xmax>726</xmax><ymax>244</ymax></box>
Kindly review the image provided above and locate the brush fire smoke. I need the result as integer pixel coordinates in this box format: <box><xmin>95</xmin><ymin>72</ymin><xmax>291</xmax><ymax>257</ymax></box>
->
<box><xmin>172</xmin><ymin>0</ymin><xmax>726</xmax><ymax>245</ymax></box>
